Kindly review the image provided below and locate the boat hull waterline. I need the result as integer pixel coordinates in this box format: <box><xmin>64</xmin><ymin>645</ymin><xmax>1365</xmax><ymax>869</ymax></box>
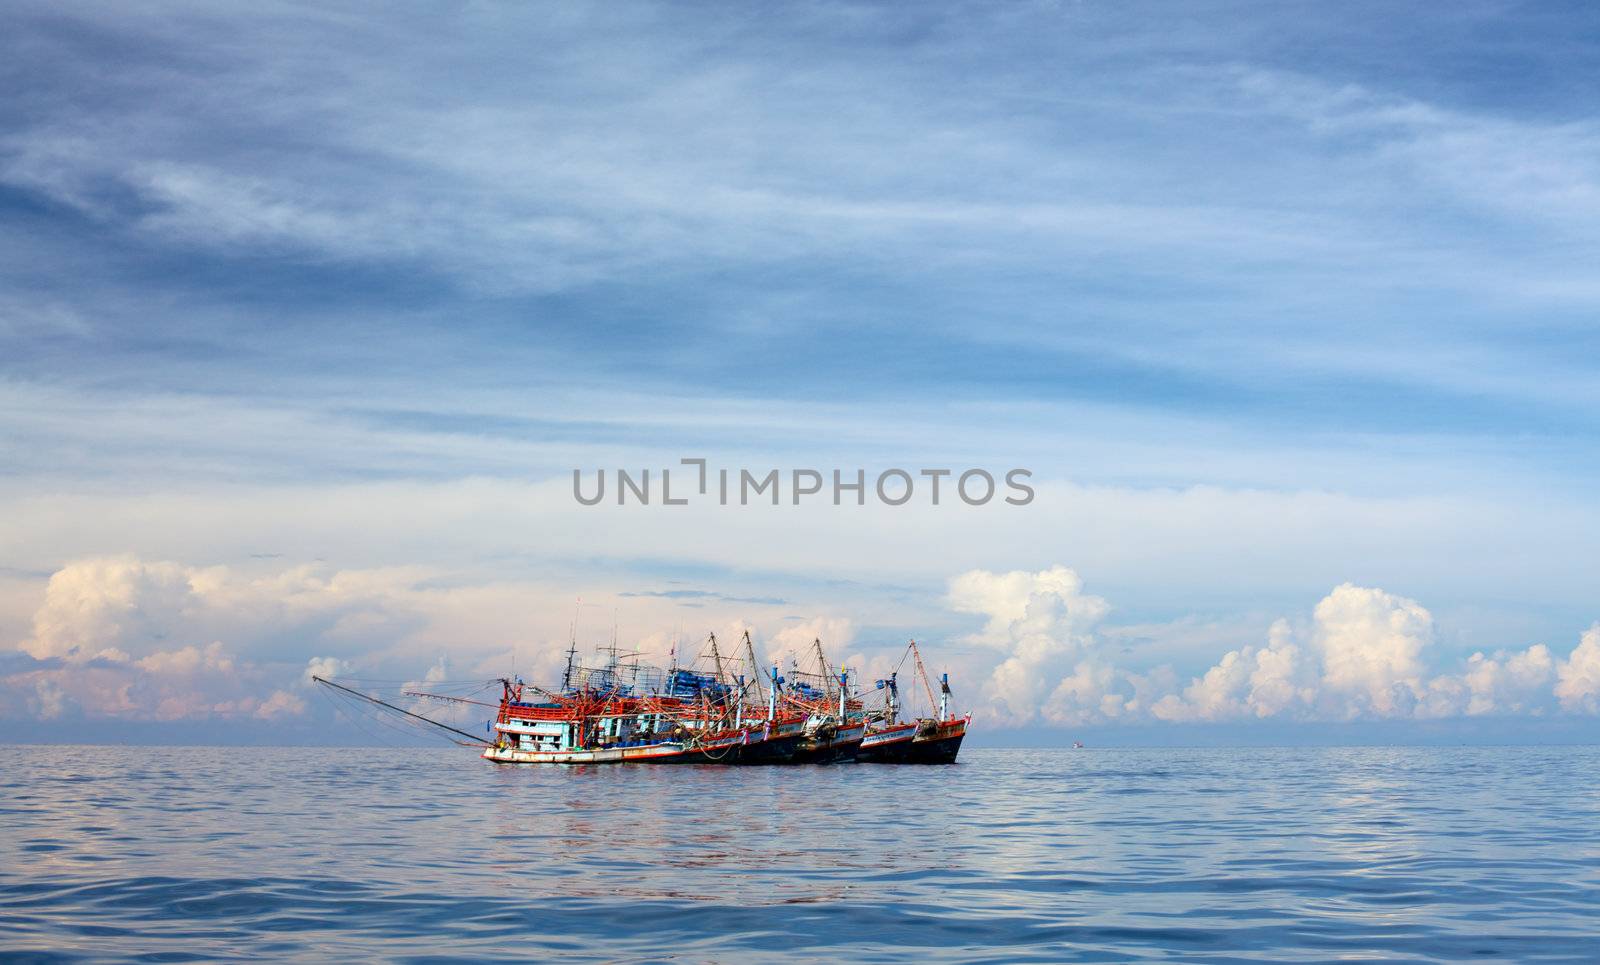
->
<box><xmin>483</xmin><ymin>729</ymin><xmax>801</xmax><ymax>765</ymax></box>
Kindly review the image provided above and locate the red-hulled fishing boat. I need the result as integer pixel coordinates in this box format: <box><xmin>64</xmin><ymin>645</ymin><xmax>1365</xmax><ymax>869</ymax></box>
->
<box><xmin>312</xmin><ymin>629</ymin><xmax>967</xmax><ymax>766</ymax></box>
<box><xmin>857</xmin><ymin>640</ymin><xmax>968</xmax><ymax>764</ymax></box>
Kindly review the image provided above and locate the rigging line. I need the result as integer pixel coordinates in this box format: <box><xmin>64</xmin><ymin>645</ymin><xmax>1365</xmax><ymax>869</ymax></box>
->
<box><xmin>358</xmin><ymin>694</ymin><xmax>476</xmax><ymax>746</ymax></box>
<box><xmin>365</xmin><ymin>703</ymin><xmax>453</xmax><ymax>746</ymax></box>
<box><xmin>313</xmin><ymin>676</ymin><xmax>489</xmax><ymax>745</ymax></box>
<box><xmin>326</xmin><ymin>686</ymin><xmax>442</xmax><ymax>746</ymax></box>
<box><xmin>404</xmin><ymin>690</ymin><xmax>499</xmax><ymax>708</ymax></box>
<box><xmin>318</xmin><ymin>685</ymin><xmax>417</xmax><ymax>749</ymax></box>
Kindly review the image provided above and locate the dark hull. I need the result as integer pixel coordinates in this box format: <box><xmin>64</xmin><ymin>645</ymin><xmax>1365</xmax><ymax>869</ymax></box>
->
<box><xmin>788</xmin><ymin>735</ymin><xmax>863</xmax><ymax>764</ymax></box>
<box><xmin>674</xmin><ymin>745</ymin><xmax>743</xmax><ymax>765</ymax></box>
<box><xmin>856</xmin><ymin>733</ymin><xmax>916</xmax><ymax>763</ymax></box>
<box><xmin>647</xmin><ymin>731</ymin><xmax>805</xmax><ymax>765</ymax></box>
<box><xmin>905</xmin><ymin>732</ymin><xmax>964</xmax><ymax>764</ymax></box>
<box><xmin>734</xmin><ymin>732</ymin><xmax>802</xmax><ymax>764</ymax></box>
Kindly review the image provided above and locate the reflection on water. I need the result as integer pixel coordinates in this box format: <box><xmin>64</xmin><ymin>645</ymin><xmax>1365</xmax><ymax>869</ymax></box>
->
<box><xmin>3</xmin><ymin>745</ymin><xmax>1599</xmax><ymax>961</ymax></box>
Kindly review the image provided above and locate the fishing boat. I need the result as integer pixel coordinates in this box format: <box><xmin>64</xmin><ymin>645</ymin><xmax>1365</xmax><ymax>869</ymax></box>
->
<box><xmin>480</xmin><ymin>676</ymin><xmax>769</xmax><ymax>764</ymax></box>
<box><xmin>311</xmin><ymin>628</ymin><xmax>966</xmax><ymax>766</ymax></box>
<box><xmin>731</xmin><ymin>631</ymin><xmax>809</xmax><ymax>764</ymax></box>
<box><xmin>857</xmin><ymin>719</ymin><xmax>919</xmax><ymax>762</ymax></box>
<box><xmin>907</xmin><ymin>711</ymin><xmax>968</xmax><ymax>764</ymax></box>
<box><xmin>857</xmin><ymin>640</ymin><xmax>968</xmax><ymax>764</ymax></box>
<box><xmin>857</xmin><ymin>671</ymin><xmax>917</xmax><ymax>763</ymax></box>
<box><xmin>777</xmin><ymin>640</ymin><xmax>866</xmax><ymax>764</ymax></box>
<box><xmin>480</xmin><ymin>634</ymin><xmax>811</xmax><ymax>764</ymax></box>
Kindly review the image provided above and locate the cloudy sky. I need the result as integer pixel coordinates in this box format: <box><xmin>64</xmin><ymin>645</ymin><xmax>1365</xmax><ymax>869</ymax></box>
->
<box><xmin>4</xmin><ymin>1</ymin><xmax>1599</xmax><ymax>743</ymax></box>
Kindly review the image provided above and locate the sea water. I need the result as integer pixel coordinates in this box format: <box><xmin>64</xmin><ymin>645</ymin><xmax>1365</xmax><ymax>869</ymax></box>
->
<box><xmin>2</xmin><ymin>745</ymin><xmax>1598</xmax><ymax>962</ymax></box>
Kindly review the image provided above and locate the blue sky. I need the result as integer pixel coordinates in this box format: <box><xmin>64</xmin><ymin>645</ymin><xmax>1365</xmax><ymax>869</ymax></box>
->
<box><xmin>3</xmin><ymin>1</ymin><xmax>1599</xmax><ymax>742</ymax></box>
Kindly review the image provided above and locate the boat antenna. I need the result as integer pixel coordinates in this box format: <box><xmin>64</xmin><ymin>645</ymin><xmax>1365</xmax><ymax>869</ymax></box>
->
<box><xmin>562</xmin><ymin>598</ymin><xmax>580</xmax><ymax>692</ymax></box>
<box><xmin>601</xmin><ymin>610</ymin><xmax>622</xmax><ymax>678</ymax></box>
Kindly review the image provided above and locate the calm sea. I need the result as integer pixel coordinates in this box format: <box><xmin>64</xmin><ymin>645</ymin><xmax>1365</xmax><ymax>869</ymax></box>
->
<box><xmin>2</xmin><ymin>745</ymin><xmax>1598</xmax><ymax>962</ymax></box>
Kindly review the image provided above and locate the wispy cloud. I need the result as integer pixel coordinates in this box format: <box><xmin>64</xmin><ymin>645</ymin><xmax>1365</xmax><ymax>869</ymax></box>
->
<box><xmin>3</xmin><ymin>3</ymin><xmax>1599</xmax><ymax>737</ymax></box>
<box><xmin>619</xmin><ymin>589</ymin><xmax>789</xmax><ymax>606</ymax></box>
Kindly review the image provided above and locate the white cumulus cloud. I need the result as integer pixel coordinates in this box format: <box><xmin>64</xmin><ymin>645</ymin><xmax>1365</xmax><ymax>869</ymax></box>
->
<box><xmin>1151</xmin><ymin>619</ymin><xmax>1317</xmax><ymax>722</ymax></box>
<box><xmin>954</xmin><ymin>565</ymin><xmax>1600</xmax><ymax>727</ymax></box>
<box><xmin>1555</xmin><ymin>625</ymin><xmax>1600</xmax><ymax>713</ymax></box>
<box><xmin>304</xmin><ymin>656</ymin><xmax>352</xmax><ymax>685</ymax></box>
<box><xmin>1311</xmin><ymin>583</ymin><xmax>1433</xmax><ymax>718</ymax></box>
<box><xmin>254</xmin><ymin>689</ymin><xmax>307</xmax><ymax>720</ymax></box>
<box><xmin>3</xmin><ymin>556</ymin><xmax>437</xmax><ymax>723</ymax></box>
<box><xmin>951</xmin><ymin>565</ymin><xmax>1112</xmax><ymax>724</ymax></box>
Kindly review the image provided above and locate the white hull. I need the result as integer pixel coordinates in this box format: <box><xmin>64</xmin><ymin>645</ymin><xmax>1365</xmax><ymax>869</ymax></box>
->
<box><xmin>483</xmin><ymin>732</ymin><xmax>748</xmax><ymax>765</ymax></box>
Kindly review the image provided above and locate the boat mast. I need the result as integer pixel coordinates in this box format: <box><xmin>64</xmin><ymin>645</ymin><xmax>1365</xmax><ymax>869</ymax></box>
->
<box><xmin>708</xmin><ymin>632</ymin><xmax>728</xmax><ymax>685</ymax></box>
<box><xmin>909</xmin><ymin>639</ymin><xmax>938</xmax><ymax>718</ymax></box>
<box><xmin>743</xmin><ymin>630</ymin><xmax>766</xmax><ymax>705</ymax></box>
<box><xmin>813</xmin><ymin>637</ymin><xmax>835</xmax><ymax>699</ymax></box>
<box><xmin>606</xmin><ymin>614</ymin><xmax>620</xmax><ymax>671</ymax></box>
<box><xmin>707</xmin><ymin>632</ymin><xmax>731</xmax><ymax>728</ymax></box>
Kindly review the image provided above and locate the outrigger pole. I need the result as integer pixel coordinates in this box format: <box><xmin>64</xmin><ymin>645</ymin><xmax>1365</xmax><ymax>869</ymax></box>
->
<box><xmin>312</xmin><ymin>675</ymin><xmax>491</xmax><ymax>746</ymax></box>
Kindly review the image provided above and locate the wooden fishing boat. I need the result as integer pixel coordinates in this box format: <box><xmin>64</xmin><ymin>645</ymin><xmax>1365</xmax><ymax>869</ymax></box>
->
<box><xmin>906</xmin><ymin>714</ymin><xmax>968</xmax><ymax>764</ymax></box>
<box><xmin>856</xmin><ymin>641</ymin><xmax>968</xmax><ymax>764</ymax></box>
<box><xmin>775</xmin><ymin>642</ymin><xmax>865</xmax><ymax>764</ymax></box>
<box><xmin>790</xmin><ymin>715</ymin><xmax>866</xmax><ymax>764</ymax></box>
<box><xmin>481</xmin><ymin>675</ymin><xmax>803</xmax><ymax>765</ymax></box>
<box><xmin>857</xmin><ymin>720</ymin><xmax>918</xmax><ymax>762</ymax></box>
<box><xmin>312</xmin><ymin>630</ymin><xmax>968</xmax><ymax>766</ymax></box>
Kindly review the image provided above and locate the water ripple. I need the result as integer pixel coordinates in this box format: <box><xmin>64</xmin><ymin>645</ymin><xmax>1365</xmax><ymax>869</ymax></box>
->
<box><xmin>3</xmin><ymin>746</ymin><xmax>1600</xmax><ymax>961</ymax></box>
